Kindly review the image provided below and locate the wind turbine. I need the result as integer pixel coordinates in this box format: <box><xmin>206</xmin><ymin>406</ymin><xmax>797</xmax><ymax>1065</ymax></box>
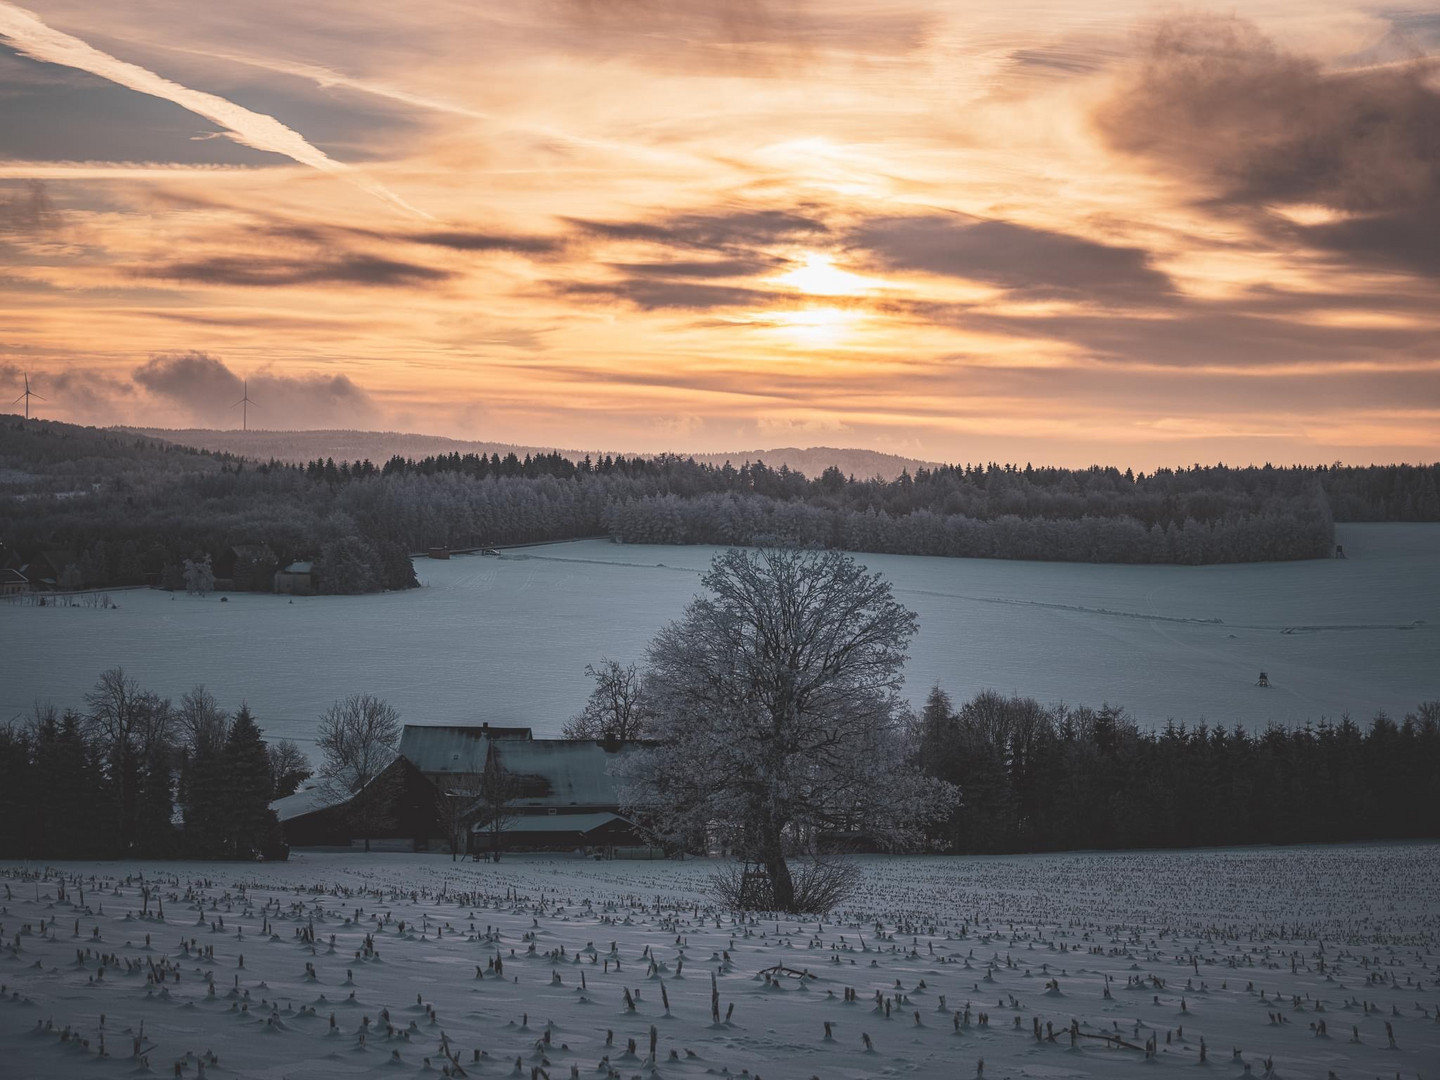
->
<box><xmin>232</xmin><ymin>379</ymin><xmax>256</xmax><ymax>431</ymax></box>
<box><xmin>11</xmin><ymin>372</ymin><xmax>44</xmax><ymax>419</ymax></box>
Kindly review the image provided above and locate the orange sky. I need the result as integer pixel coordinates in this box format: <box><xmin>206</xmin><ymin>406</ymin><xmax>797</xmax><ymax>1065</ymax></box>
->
<box><xmin>1</xmin><ymin>0</ymin><xmax>1437</xmax><ymax>468</ymax></box>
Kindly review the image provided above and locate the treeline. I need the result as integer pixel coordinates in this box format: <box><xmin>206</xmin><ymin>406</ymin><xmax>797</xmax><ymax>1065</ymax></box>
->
<box><xmin>600</xmin><ymin>490</ymin><xmax>1334</xmax><ymax>564</ymax></box>
<box><xmin>5</xmin><ymin>417</ymin><xmax>1440</xmax><ymax>594</ymax></box>
<box><xmin>914</xmin><ymin>689</ymin><xmax>1440</xmax><ymax>854</ymax></box>
<box><xmin>0</xmin><ymin>669</ymin><xmax>308</xmax><ymax>860</ymax></box>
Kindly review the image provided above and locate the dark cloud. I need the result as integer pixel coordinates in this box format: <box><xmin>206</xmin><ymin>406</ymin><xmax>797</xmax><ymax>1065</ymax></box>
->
<box><xmin>848</xmin><ymin>214</ymin><xmax>1174</xmax><ymax>302</ymax></box>
<box><xmin>556</xmin><ymin>278</ymin><xmax>776</xmax><ymax>310</ymax></box>
<box><xmin>551</xmin><ymin>207</ymin><xmax>826</xmax><ymax>308</ymax></box>
<box><xmin>1095</xmin><ymin>14</ymin><xmax>1440</xmax><ymax>274</ymax></box>
<box><xmin>138</xmin><ymin>254</ymin><xmax>451</xmax><ymax>288</ymax></box>
<box><xmin>134</xmin><ymin>350</ymin><xmax>243</xmax><ymax>405</ymax></box>
<box><xmin>402</xmin><ymin>230</ymin><xmax>562</xmax><ymax>254</ymax></box>
<box><xmin>1004</xmin><ymin>41</ymin><xmax>1119</xmax><ymax>81</ymax></box>
<box><xmin>568</xmin><ymin>208</ymin><xmax>827</xmax><ymax>252</ymax></box>
<box><xmin>132</xmin><ymin>351</ymin><xmax>380</xmax><ymax>428</ymax></box>
<box><xmin>954</xmin><ymin>305</ymin><xmax>1437</xmax><ymax>371</ymax></box>
<box><xmin>235</xmin><ymin>220</ymin><xmax>563</xmax><ymax>258</ymax></box>
<box><xmin>609</xmin><ymin>256</ymin><xmax>781</xmax><ymax>278</ymax></box>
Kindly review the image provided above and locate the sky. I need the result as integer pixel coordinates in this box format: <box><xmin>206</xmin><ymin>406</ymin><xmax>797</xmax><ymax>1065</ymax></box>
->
<box><xmin>0</xmin><ymin>0</ymin><xmax>1437</xmax><ymax>469</ymax></box>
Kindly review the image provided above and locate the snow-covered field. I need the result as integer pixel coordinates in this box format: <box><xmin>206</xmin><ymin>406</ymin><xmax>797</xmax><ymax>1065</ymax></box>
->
<box><xmin>1</xmin><ymin>524</ymin><xmax>1435</xmax><ymax>750</ymax></box>
<box><xmin>3</xmin><ymin>844</ymin><xmax>1436</xmax><ymax>1079</ymax></box>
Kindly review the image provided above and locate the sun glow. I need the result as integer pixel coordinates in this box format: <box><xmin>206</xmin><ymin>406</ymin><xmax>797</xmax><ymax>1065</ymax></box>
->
<box><xmin>774</xmin><ymin>252</ymin><xmax>883</xmax><ymax>296</ymax></box>
<box><xmin>764</xmin><ymin>306</ymin><xmax>865</xmax><ymax>346</ymax></box>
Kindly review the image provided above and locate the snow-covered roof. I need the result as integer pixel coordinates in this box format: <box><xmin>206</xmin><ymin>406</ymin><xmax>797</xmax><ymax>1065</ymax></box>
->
<box><xmin>280</xmin><ymin>561</ymin><xmax>314</xmax><ymax>574</ymax></box>
<box><xmin>398</xmin><ymin>723</ymin><xmax>533</xmax><ymax>775</ymax></box>
<box><xmin>474</xmin><ymin>812</ymin><xmax>629</xmax><ymax>835</ymax></box>
<box><xmin>493</xmin><ymin>739</ymin><xmax>641</xmax><ymax>808</ymax></box>
<box><xmin>270</xmin><ymin>777</ymin><xmax>352</xmax><ymax>822</ymax></box>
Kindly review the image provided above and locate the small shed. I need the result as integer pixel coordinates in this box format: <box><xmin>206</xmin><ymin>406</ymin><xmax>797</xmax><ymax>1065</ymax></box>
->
<box><xmin>274</xmin><ymin>560</ymin><xmax>315</xmax><ymax>595</ymax></box>
<box><xmin>427</xmin><ymin>547</ymin><xmax>451</xmax><ymax>560</ymax></box>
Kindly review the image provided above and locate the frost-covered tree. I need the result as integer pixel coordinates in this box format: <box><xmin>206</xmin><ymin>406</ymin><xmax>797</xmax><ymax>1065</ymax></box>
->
<box><xmin>182</xmin><ymin>554</ymin><xmax>214</xmax><ymax>595</ymax></box>
<box><xmin>619</xmin><ymin>546</ymin><xmax>954</xmax><ymax>912</ymax></box>
<box><xmin>563</xmin><ymin>658</ymin><xmax>652</xmax><ymax>740</ymax></box>
<box><xmin>316</xmin><ymin>694</ymin><xmax>401</xmax><ymax>851</ymax></box>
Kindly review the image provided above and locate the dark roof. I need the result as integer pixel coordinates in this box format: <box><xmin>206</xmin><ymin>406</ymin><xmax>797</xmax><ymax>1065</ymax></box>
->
<box><xmin>493</xmin><ymin>738</ymin><xmax>641</xmax><ymax>808</ymax></box>
<box><xmin>0</xmin><ymin>568</ymin><xmax>27</xmax><ymax>584</ymax></box>
<box><xmin>475</xmin><ymin>811</ymin><xmax>629</xmax><ymax>835</ymax></box>
<box><xmin>230</xmin><ymin>543</ymin><xmax>276</xmax><ymax>561</ymax></box>
<box><xmin>39</xmin><ymin>550</ymin><xmax>76</xmax><ymax>574</ymax></box>
<box><xmin>398</xmin><ymin>723</ymin><xmax>533</xmax><ymax>775</ymax></box>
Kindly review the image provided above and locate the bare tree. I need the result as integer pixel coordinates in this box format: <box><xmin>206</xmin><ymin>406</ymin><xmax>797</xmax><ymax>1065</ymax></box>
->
<box><xmin>472</xmin><ymin>740</ymin><xmax>521</xmax><ymax>861</ymax></box>
<box><xmin>618</xmin><ymin>547</ymin><xmax>954</xmax><ymax>913</ymax></box>
<box><xmin>316</xmin><ymin>694</ymin><xmax>401</xmax><ymax>852</ymax></box>
<box><xmin>176</xmin><ymin>685</ymin><xmax>228</xmax><ymax>755</ymax></box>
<box><xmin>83</xmin><ymin>667</ymin><xmax>173</xmax><ymax>852</ymax></box>
<box><xmin>433</xmin><ymin>771</ymin><xmax>486</xmax><ymax>861</ymax></box>
<box><xmin>267</xmin><ymin>739</ymin><xmax>312</xmax><ymax>798</ymax></box>
<box><xmin>563</xmin><ymin>658</ymin><xmax>652</xmax><ymax>740</ymax></box>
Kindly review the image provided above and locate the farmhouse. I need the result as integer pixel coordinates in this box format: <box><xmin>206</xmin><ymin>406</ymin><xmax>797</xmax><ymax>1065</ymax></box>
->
<box><xmin>0</xmin><ymin>567</ymin><xmax>28</xmax><ymax>595</ymax></box>
<box><xmin>1</xmin><ymin>549</ymin><xmax>74</xmax><ymax>589</ymax></box>
<box><xmin>271</xmin><ymin>723</ymin><xmax>649</xmax><ymax>855</ymax></box>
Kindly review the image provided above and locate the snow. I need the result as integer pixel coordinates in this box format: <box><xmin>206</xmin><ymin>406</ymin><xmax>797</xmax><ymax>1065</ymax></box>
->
<box><xmin>3</xmin><ymin>843</ymin><xmax>1437</xmax><ymax>1079</ymax></box>
<box><xmin>271</xmin><ymin>780</ymin><xmax>348</xmax><ymax>824</ymax></box>
<box><xmin>0</xmin><ymin>524</ymin><xmax>1435</xmax><ymax>753</ymax></box>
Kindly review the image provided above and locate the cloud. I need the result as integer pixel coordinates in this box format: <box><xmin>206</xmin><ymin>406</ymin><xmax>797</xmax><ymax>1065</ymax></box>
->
<box><xmin>956</xmin><ymin>304</ymin><xmax>1438</xmax><ymax>373</ymax></box>
<box><xmin>1094</xmin><ymin>13</ymin><xmax>1440</xmax><ymax>274</ymax></box>
<box><xmin>402</xmin><ymin>230</ymin><xmax>562</xmax><ymax>255</ymax></box>
<box><xmin>132</xmin><ymin>350</ymin><xmax>240</xmax><ymax>405</ymax></box>
<box><xmin>609</xmin><ymin>256</ymin><xmax>781</xmax><ymax>278</ymax></box>
<box><xmin>553</xmin><ymin>1</ymin><xmax>932</xmax><ymax>67</ymax></box>
<box><xmin>0</xmin><ymin>1</ymin><xmax>427</xmax><ymax>217</ymax></box>
<box><xmin>138</xmin><ymin>253</ymin><xmax>451</xmax><ymax>288</ymax></box>
<box><xmin>0</xmin><ymin>178</ymin><xmax>54</xmax><ymax>233</ymax></box>
<box><xmin>547</xmin><ymin>206</ymin><xmax>829</xmax><ymax>309</ymax></box>
<box><xmin>847</xmin><ymin>214</ymin><xmax>1174</xmax><ymax>302</ymax></box>
<box><xmin>568</xmin><ymin>207</ymin><xmax>827</xmax><ymax>252</ymax></box>
<box><xmin>132</xmin><ymin>351</ymin><xmax>380</xmax><ymax>428</ymax></box>
<box><xmin>556</xmin><ymin>278</ymin><xmax>776</xmax><ymax>310</ymax></box>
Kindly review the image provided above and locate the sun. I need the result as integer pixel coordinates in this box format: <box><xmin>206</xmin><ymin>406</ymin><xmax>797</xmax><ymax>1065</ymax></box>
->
<box><xmin>774</xmin><ymin>252</ymin><xmax>882</xmax><ymax>296</ymax></box>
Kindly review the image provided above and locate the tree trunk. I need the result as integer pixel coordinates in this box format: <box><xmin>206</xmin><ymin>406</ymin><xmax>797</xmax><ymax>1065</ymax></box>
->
<box><xmin>761</xmin><ymin>831</ymin><xmax>794</xmax><ymax>911</ymax></box>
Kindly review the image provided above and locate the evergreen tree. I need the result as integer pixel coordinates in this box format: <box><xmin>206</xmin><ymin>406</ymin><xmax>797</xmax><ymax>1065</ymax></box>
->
<box><xmin>221</xmin><ymin>704</ymin><xmax>280</xmax><ymax>859</ymax></box>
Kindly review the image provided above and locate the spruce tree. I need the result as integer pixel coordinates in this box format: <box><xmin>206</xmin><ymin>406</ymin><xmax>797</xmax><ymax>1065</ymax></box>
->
<box><xmin>221</xmin><ymin>704</ymin><xmax>278</xmax><ymax>859</ymax></box>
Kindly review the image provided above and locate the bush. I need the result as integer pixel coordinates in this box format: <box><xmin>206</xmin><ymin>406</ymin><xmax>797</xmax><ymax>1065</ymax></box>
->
<box><xmin>709</xmin><ymin>857</ymin><xmax>862</xmax><ymax>915</ymax></box>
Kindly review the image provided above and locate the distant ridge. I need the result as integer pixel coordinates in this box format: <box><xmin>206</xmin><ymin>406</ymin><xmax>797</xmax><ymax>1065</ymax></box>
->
<box><xmin>118</xmin><ymin>428</ymin><xmax>937</xmax><ymax>481</ymax></box>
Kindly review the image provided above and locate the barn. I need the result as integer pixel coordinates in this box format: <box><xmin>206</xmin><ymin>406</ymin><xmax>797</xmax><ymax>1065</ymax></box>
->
<box><xmin>273</xmin><ymin>560</ymin><xmax>315</xmax><ymax>595</ymax></box>
<box><xmin>271</xmin><ymin>723</ymin><xmax>650</xmax><ymax>855</ymax></box>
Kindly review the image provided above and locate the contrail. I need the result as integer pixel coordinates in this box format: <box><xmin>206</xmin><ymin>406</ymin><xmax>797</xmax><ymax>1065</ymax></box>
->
<box><xmin>0</xmin><ymin>1</ymin><xmax>429</xmax><ymax>218</ymax></box>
